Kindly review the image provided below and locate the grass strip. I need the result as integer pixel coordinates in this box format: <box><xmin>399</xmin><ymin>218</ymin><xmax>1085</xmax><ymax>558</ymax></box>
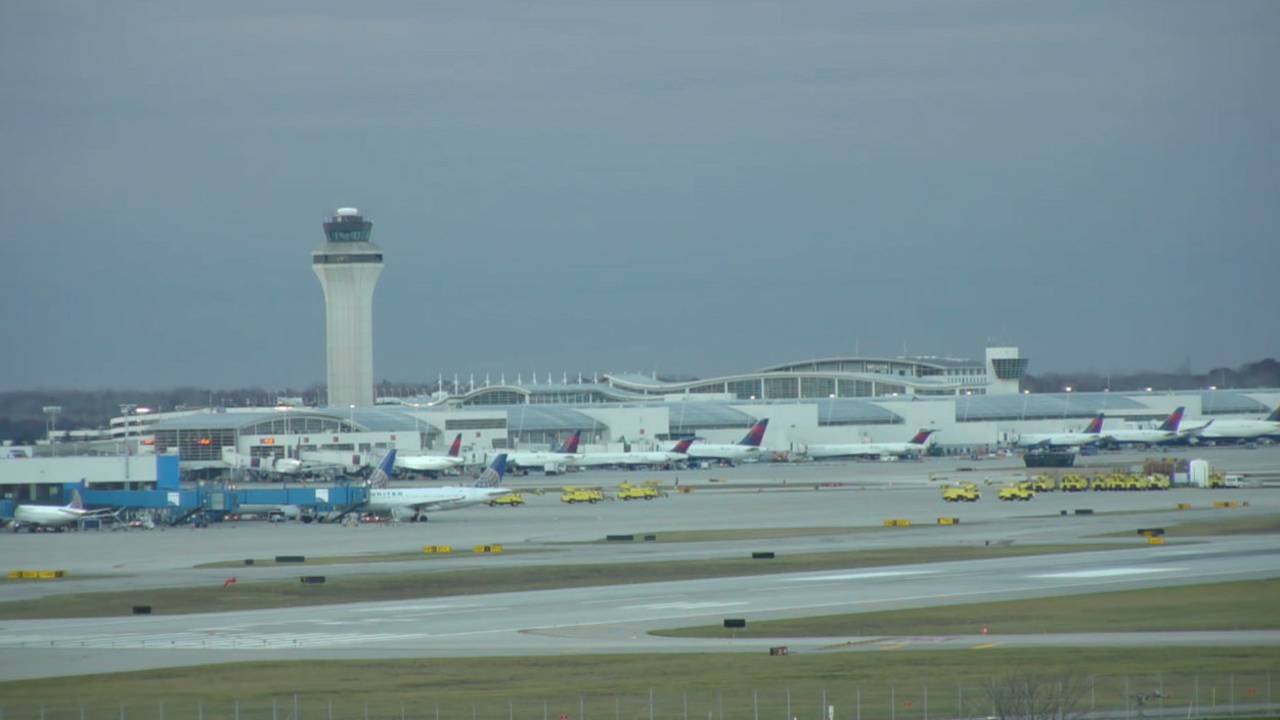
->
<box><xmin>0</xmin><ymin>543</ymin><xmax>1132</xmax><ymax>620</ymax></box>
<box><xmin>0</xmin><ymin>647</ymin><xmax>1276</xmax><ymax>708</ymax></box>
<box><xmin>1092</xmin><ymin>514</ymin><xmax>1280</xmax><ymax>538</ymax></box>
<box><xmin>655</xmin><ymin>577</ymin><xmax>1280</xmax><ymax>638</ymax></box>
<box><xmin>194</xmin><ymin>548</ymin><xmax>546</xmax><ymax>569</ymax></box>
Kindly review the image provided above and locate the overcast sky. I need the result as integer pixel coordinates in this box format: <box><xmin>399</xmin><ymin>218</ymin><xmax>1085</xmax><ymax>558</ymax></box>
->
<box><xmin>2</xmin><ymin>1</ymin><xmax>1276</xmax><ymax>391</ymax></box>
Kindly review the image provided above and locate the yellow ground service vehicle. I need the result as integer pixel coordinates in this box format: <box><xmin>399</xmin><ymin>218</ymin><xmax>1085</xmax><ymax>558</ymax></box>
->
<box><xmin>1146</xmin><ymin>474</ymin><xmax>1170</xmax><ymax>490</ymax></box>
<box><xmin>1030</xmin><ymin>475</ymin><xmax>1057</xmax><ymax>492</ymax></box>
<box><xmin>560</xmin><ymin>487</ymin><xmax>604</xmax><ymax>504</ymax></box>
<box><xmin>618</xmin><ymin>482</ymin><xmax>660</xmax><ymax>501</ymax></box>
<box><xmin>1060</xmin><ymin>474</ymin><xmax>1088</xmax><ymax>492</ymax></box>
<box><xmin>942</xmin><ymin>486</ymin><xmax>980</xmax><ymax>502</ymax></box>
<box><xmin>489</xmin><ymin>493</ymin><xmax>525</xmax><ymax>507</ymax></box>
<box><xmin>998</xmin><ymin>485</ymin><xmax>1035</xmax><ymax>501</ymax></box>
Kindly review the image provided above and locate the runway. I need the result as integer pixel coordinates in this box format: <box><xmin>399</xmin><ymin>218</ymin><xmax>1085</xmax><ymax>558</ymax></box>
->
<box><xmin>1</xmin><ymin>446</ymin><xmax>1277</xmax><ymax>681</ymax></box>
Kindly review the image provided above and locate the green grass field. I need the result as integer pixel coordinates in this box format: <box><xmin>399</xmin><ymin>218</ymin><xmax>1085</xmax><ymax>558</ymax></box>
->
<box><xmin>0</xmin><ymin>543</ymin><xmax>1131</xmax><ymax>620</ymax></box>
<box><xmin>1</xmin><ymin>647</ymin><xmax>1276</xmax><ymax>715</ymax></box>
<box><xmin>1093</xmin><ymin>513</ymin><xmax>1280</xmax><ymax>539</ymax></box>
<box><xmin>655</xmin><ymin>577</ymin><xmax>1280</xmax><ymax>638</ymax></box>
<box><xmin>194</xmin><ymin>548</ymin><xmax>546</xmax><ymax>569</ymax></box>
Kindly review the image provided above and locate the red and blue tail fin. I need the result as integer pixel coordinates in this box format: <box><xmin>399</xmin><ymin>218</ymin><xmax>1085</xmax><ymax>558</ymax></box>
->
<box><xmin>672</xmin><ymin>438</ymin><xmax>694</xmax><ymax>454</ymax></box>
<box><xmin>739</xmin><ymin>419</ymin><xmax>769</xmax><ymax>447</ymax></box>
<box><xmin>1158</xmin><ymin>407</ymin><xmax>1185</xmax><ymax>432</ymax></box>
<box><xmin>368</xmin><ymin>450</ymin><xmax>397</xmax><ymax>489</ymax></box>
<box><xmin>474</xmin><ymin>454</ymin><xmax>507</xmax><ymax>488</ymax></box>
<box><xmin>447</xmin><ymin>433</ymin><xmax>463</xmax><ymax>458</ymax></box>
<box><xmin>909</xmin><ymin>429</ymin><xmax>935</xmax><ymax>445</ymax></box>
<box><xmin>556</xmin><ymin>430</ymin><xmax>582</xmax><ymax>454</ymax></box>
<box><xmin>1084</xmin><ymin>414</ymin><xmax>1105</xmax><ymax>434</ymax></box>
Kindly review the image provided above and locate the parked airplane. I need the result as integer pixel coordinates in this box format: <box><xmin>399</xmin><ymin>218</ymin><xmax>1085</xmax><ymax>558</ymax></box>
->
<box><xmin>1101</xmin><ymin>407</ymin><xmax>1196</xmax><ymax>446</ymax></box>
<box><xmin>395</xmin><ymin>433</ymin><xmax>465</xmax><ymax>475</ymax></box>
<box><xmin>684</xmin><ymin>419</ymin><xmax>769</xmax><ymax>463</ymax></box>
<box><xmin>574</xmin><ymin>438</ymin><xmax>694</xmax><ymax>468</ymax></box>
<box><xmin>1015</xmin><ymin>415</ymin><xmax>1107</xmax><ymax>449</ymax></box>
<box><xmin>803</xmin><ymin>429</ymin><xmax>936</xmax><ymax>460</ymax></box>
<box><xmin>1182</xmin><ymin>405</ymin><xmax>1280</xmax><ymax>444</ymax></box>
<box><xmin>222</xmin><ymin>442</ymin><xmax>365</xmax><ymax>479</ymax></box>
<box><xmin>506</xmin><ymin>431</ymin><xmax>581</xmax><ymax>475</ymax></box>
<box><xmin>365</xmin><ymin>451</ymin><xmax>512</xmax><ymax>522</ymax></box>
<box><xmin>11</xmin><ymin>491</ymin><xmax>118</xmax><ymax>531</ymax></box>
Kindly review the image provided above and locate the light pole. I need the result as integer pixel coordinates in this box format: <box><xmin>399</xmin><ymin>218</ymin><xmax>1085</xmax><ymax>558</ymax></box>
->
<box><xmin>119</xmin><ymin>404</ymin><xmax>136</xmax><ymax>484</ymax></box>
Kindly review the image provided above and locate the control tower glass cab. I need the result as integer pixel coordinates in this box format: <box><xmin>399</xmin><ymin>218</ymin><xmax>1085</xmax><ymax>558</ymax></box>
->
<box><xmin>312</xmin><ymin>207</ymin><xmax>384</xmax><ymax>408</ymax></box>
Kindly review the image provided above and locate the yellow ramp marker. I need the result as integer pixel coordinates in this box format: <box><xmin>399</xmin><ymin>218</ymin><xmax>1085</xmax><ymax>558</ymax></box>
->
<box><xmin>878</xmin><ymin>642</ymin><xmax>906</xmax><ymax>651</ymax></box>
<box><xmin>972</xmin><ymin>642</ymin><xmax>998</xmax><ymax>650</ymax></box>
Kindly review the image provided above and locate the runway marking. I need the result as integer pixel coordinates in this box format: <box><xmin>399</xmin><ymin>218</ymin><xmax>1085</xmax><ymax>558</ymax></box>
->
<box><xmin>581</xmin><ymin>594</ymin><xmax>687</xmax><ymax>606</ymax></box>
<box><xmin>780</xmin><ymin>570</ymin><xmax>936</xmax><ymax>582</ymax></box>
<box><xmin>1030</xmin><ymin>568</ymin><xmax>1185</xmax><ymax>579</ymax></box>
<box><xmin>621</xmin><ymin>601</ymin><xmax>748</xmax><ymax>611</ymax></box>
<box><xmin>879</xmin><ymin>643</ymin><xmax>905</xmax><ymax>651</ymax></box>
<box><xmin>972</xmin><ymin>642</ymin><xmax>997</xmax><ymax>649</ymax></box>
<box><xmin>351</xmin><ymin>603</ymin><xmax>483</xmax><ymax>614</ymax></box>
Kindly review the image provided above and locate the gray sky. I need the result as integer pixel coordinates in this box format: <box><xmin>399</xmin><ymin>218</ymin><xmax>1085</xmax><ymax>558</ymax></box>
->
<box><xmin>2</xmin><ymin>1</ymin><xmax>1277</xmax><ymax>391</ymax></box>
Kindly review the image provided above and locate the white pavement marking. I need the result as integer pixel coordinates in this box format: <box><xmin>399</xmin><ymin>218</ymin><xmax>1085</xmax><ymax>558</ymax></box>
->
<box><xmin>779</xmin><ymin>570</ymin><xmax>936</xmax><ymax>582</ymax></box>
<box><xmin>620</xmin><ymin>601</ymin><xmax>748</xmax><ymax>611</ymax></box>
<box><xmin>1030</xmin><ymin>568</ymin><xmax>1185</xmax><ymax>579</ymax></box>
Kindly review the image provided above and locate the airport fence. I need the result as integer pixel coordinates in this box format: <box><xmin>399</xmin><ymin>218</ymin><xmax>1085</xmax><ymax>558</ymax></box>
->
<box><xmin>1</xmin><ymin>671</ymin><xmax>1275</xmax><ymax>720</ymax></box>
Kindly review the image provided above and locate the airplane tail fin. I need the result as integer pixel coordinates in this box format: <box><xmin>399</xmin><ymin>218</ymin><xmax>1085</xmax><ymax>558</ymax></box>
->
<box><xmin>739</xmin><ymin>419</ymin><xmax>769</xmax><ymax>447</ymax></box>
<box><xmin>1267</xmin><ymin>404</ymin><xmax>1280</xmax><ymax>423</ymax></box>
<box><xmin>1158</xmin><ymin>406</ymin><xmax>1186</xmax><ymax>432</ymax></box>
<box><xmin>368</xmin><ymin>450</ymin><xmax>397</xmax><ymax>489</ymax></box>
<box><xmin>909</xmin><ymin>429</ymin><xmax>935</xmax><ymax>445</ymax></box>
<box><xmin>474</xmin><ymin>454</ymin><xmax>507</xmax><ymax>488</ymax></box>
<box><xmin>68</xmin><ymin>489</ymin><xmax>85</xmax><ymax>510</ymax></box>
<box><xmin>1085</xmin><ymin>414</ymin><xmax>1105</xmax><ymax>434</ymax></box>
<box><xmin>447</xmin><ymin>433</ymin><xmax>463</xmax><ymax>458</ymax></box>
<box><xmin>672</xmin><ymin>438</ymin><xmax>694</xmax><ymax>454</ymax></box>
<box><xmin>556</xmin><ymin>430</ymin><xmax>582</xmax><ymax>454</ymax></box>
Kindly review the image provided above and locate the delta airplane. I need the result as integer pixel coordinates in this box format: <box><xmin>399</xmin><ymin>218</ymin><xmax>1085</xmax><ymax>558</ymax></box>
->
<box><xmin>683</xmin><ymin>419</ymin><xmax>769</xmax><ymax>463</ymax></box>
<box><xmin>365</xmin><ymin>451</ymin><xmax>512</xmax><ymax>522</ymax></box>
<box><xmin>1101</xmin><ymin>407</ymin><xmax>1196</xmax><ymax>446</ymax></box>
<box><xmin>574</xmin><ymin>438</ymin><xmax>694</xmax><ymax>469</ymax></box>
<box><xmin>803</xmin><ymin>429</ymin><xmax>936</xmax><ymax>460</ymax></box>
<box><xmin>11</xmin><ymin>491</ymin><xmax>118</xmax><ymax>531</ymax></box>
<box><xmin>1182</xmin><ymin>404</ymin><xmax>1280</xmax><ymax>444</ymax></box>
<box><xmin>506</xmin><ymin>431</ymin><xmax>580</xmax><ymax>475</ymax></box>
<box><xmin>395</xmin><ymin>433</ymin><xmax>465</xmax><ymax>475</ymax></box>
<box><xmin>1015</xmin><ymin>415</ymin><xmax>1108</xmax><ymax>450</ymax></box>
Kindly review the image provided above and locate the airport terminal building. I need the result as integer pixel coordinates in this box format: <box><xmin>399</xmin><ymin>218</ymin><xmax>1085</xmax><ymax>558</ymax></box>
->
<box><xmin>5</xmin><ymin>345</ymin><xmax>1277</xmax><ymax>492</ymax></box>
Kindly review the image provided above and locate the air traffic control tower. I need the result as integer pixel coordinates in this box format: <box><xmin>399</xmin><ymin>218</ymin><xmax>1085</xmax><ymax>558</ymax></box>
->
<box><xmin>313</xmin><ymin>207</ymin><xmax>383</xmax><ymax>408</ymax></box>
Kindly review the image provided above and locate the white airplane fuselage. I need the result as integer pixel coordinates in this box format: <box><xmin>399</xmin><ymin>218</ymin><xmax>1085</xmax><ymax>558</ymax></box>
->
<box><xmin>1184</xmin><ymin>419</ymin><xmax>1280</xmax><ymax>442</ymax></box>
<box><xmin>685</xmin><ymin>444</ymin><xmax>762</xmax><ymax>462</ymax></box>
<box><xmin>367</xmin><ymin>486</ymin><xmax>510</xmax><ymax>514</ymax></box>
<box><xmin>13</xmin><ymin>505</ymin><xmax>89</xmax><ymax>528</ymax></box>
<box><xmin>575</xmin><ymin>450</ymin><xmax>688</xmax><ymax>467</ymax></box>
<box><xmin>1015</xmin><ymin>432</ymin><xmax>1105</xmax><ymax>449</ymax></box>
<box><xmin>395</xmin><ymin>455</ymin><xmax>464</xmax><ymax>473</ymax></box>
<box><xmin>805</xmin><ymin>442</ymin><xmax>928</xmax><ymax>459</ymax></box>
<box><xmin>505</xmin><ymin>451</ymin><xmax>576</xmax><ymax>473</ymax></box>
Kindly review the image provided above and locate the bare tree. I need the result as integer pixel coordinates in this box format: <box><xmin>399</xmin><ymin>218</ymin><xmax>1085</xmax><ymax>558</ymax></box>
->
<box><xmin>984</xmin><ymin>673</ymin><xmax>1090</xmax><ymax>720</ymax></box>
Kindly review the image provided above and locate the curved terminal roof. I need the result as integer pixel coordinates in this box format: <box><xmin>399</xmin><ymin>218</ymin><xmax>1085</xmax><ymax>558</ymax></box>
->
<box><xmin>453</xmin><ymin>383</ymin><xmax>650</xmax><ymax>404</ymax></box>
<box><xmin>151</xmin><ymin>410</ymin><xmax>368</xmax><ymax>433</ymax></box>
<box><xmin>505</xmin><ymin>405</ymin><xmax>602</xmax><ymax>433</ymax></box>
<box><xmin>667</xmin><ymin>404</ymin><xmax>757</xmax><ymax>432</ymax></box>
<box><xmin>758</xmin><ymin>355</ymin><xmax>983</xmax><ymax>373</ymax></box>
<box><xmin>955</xmin><ymin>393</ymin><xmax>1148</xmax><ymax>422</ymax></box>
<box><xmin>1200</xmin><ymin>391</ymin><xmax>1272</xmax><ymax>415</ymax></box>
